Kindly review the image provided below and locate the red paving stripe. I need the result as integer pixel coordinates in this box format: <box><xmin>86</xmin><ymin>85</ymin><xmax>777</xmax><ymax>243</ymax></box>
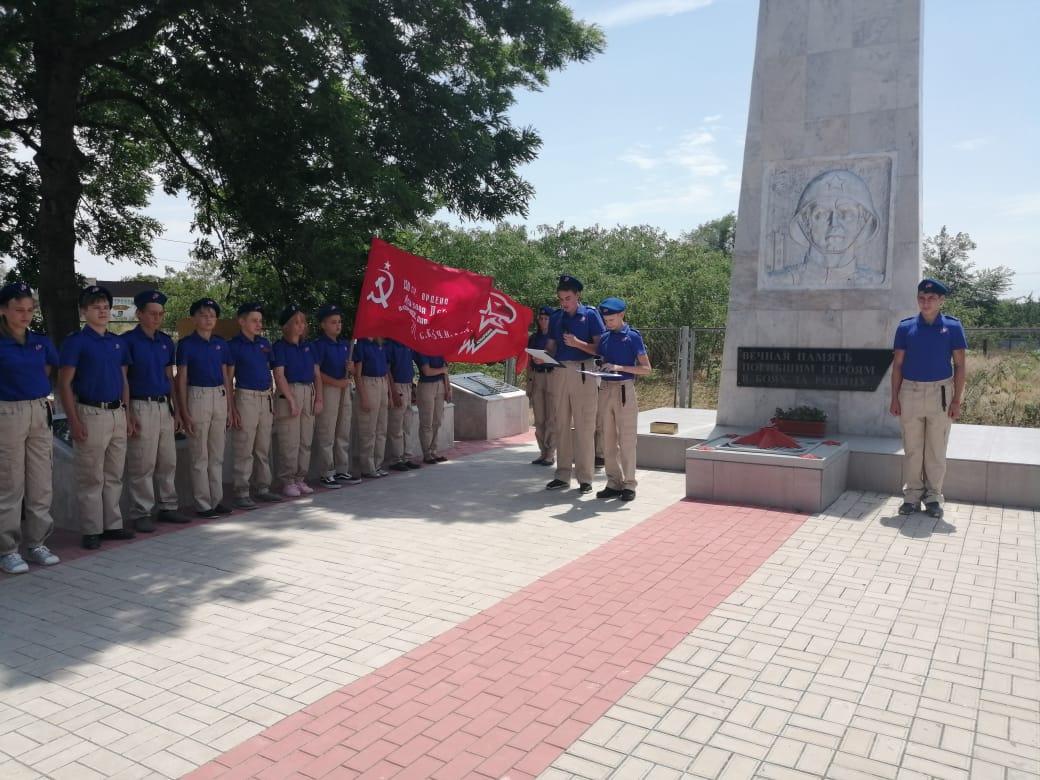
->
<box><xmin>3</xmin><ymin>431</ymin><xmax>535</xmax><ymax>576</ymax></box>
<box><xmin>187</xmin><ymin>498</ymin><xmax>806</xmax><ymax>779</ymax></box>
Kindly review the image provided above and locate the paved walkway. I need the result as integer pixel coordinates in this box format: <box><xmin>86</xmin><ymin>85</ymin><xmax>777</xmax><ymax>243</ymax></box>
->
<box><xmin>0</xmin><ymin>434</ymin><xmax>1037</xmax><ymax>780</ymax></box>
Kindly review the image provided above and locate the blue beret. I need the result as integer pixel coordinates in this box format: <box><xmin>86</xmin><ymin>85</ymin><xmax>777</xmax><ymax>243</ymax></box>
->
<box><xmin>133</xmin><ymin>290</ymin><xmax>167</xmax><ymax>309</ymax></box>
<box><xmin>236</xmin><ymin>301</ymin><xmax>263</xmax><ymax>317</ymax></box>
<box><xmin>0</xmin><ymin>282</ymin><xmax>33</xmax><ymax>305</ymax></box>
<box><xmin>316</xmin><ymin>303</ymin><xmax>342</xmax><ymax>322</ymax></box>
<box><xmin>918</xmin><ymin>278</ymin><xmax>949</xmax><ymax>296</ymax></box>
<box><xmin>189</xmin><ymin>298</ymin><xmax>220</xmax><ymax>317</ymax></box>
<box><xmin>538</xmin><ymin>305</ymin><xmax>554</xmax><ymax>316</ymax></box>
<box><xmin>79</xmin><ymin>285</ymin><xmax>113</xmax><ymax>307</ymax></box>
<box><xmin>598</xmin><ymin>297</ymin><xmax>627</xmax><ymax>315</ymax></box>
<box><xmin>279</xmin><ymin>303</ymin><xmax>303</xmax><ymax>326</ymax></box>
<box><xmin>557</xmin><ymin>274</ymin><xmax>583</xmax><ymax>292</ymax></box>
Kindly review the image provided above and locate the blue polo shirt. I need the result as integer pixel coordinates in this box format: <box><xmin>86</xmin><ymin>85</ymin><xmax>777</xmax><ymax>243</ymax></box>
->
<box><xmin>414</xmin><ymin>352</ymin><xmax>446</xmax><ymax>383</ymax></box>
<box><xmin>894</xmin><ymin>313</ymin><xmax>967</xmax><ymax>382</ymax></box>
<box><xmin>385</xmin><ymin>340</ymin><xmax>415</xmax><ymax>384</ymax></box>
<box><xmin>527</xmin><ymin>331</ymin><xmax>556</xmax><ymax>373</ymax></box>
<box><xmin>0</xmin><ymin>331</ymin><xmax>58</xmax><ymax>401</ymax></box>
<box><xmin>597</xmin><ymin>325</ymin><xmax>647</xmax><ymax>382</ymax></box>
<box><xmin>122</xmin><ymin>326</ymin><xmax>174</xmax><ymax>397</ymax></box>
<box><xmin>352</xmin><ymin>339</ymin><xmax>388</xmax><ymax>377</ymax></box>
<box><xmin>272</xmin><ymin>339</ymin><xmax>316</xmax><ymax>383</ymax></box>
<box><xmin>311</xmin><ymin>335</ymin><xmax>351</xmax><ymax>380</ymax></box>
<box><xmin>229</xmin><ymin>333</ymin><xmax>273</xmax><ymax>391</ymax></box>
<box><xmin>548</xmin><ymin>304</ymin><xmax>605</xmax><ymax>362</ymax></box>
<box><xmin>176</xmin><ymin>332</ymin><xmax>232</xmax><ymax>388</ymax></box>
<box><xmin>59</xmin><ymin>327</ymin><xmax>130</xmax><ymax>403</ymax></box>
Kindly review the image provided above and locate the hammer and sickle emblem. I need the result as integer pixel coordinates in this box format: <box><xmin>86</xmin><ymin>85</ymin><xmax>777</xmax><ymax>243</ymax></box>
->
<box><xmin>366</xmin><ymin>263</ymin><xmax>395</xmax><ymax>309</ymax></box>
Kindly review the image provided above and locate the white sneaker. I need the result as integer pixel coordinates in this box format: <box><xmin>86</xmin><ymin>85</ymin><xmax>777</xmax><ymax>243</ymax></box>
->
<box><xmin>296</xmin><ymin>481</ymin><xmax>315</xmax><ymax>495</ymax></box>
<box><xmin>375</xmin><ymin>468</ymin><xmax>390</xmax><ymax>477</ymax></box>
<box><xmin>282</xmin><ymin>483</ymin><xmax>302</xmax><ymax>498</ymax></box>
<box><xmin>26</xmin><ymin>546</ymin><xmax>60</xmax><ymax>566</ymax></box>
<box><xmin>1</xmin><ymin>553</ymin><xmax>29</xmax><ymax>575</ymax></box>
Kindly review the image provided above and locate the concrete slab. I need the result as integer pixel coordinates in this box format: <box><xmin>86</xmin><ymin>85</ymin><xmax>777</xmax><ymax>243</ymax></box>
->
<box><xmin>636</xmin><ymin>407</ymin><xmax>719</xmax><ymax>470</ymax></box>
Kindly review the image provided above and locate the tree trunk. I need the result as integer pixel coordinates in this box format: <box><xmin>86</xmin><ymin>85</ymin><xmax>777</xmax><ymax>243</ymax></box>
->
<box><xmin>33</xmin><ymin>33</ymin><xmax>84</xmax><ymax>345</ymax></box>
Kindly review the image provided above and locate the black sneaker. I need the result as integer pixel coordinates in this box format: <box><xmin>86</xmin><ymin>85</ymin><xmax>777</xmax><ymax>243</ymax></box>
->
<box><xmin>924</xmin><ymin>501</ymin><xmax>944</xmax><ymax>518</ymax></box>
<box><xmin>320</xmin><ymin>476</ymin><xmax>343</xmax><ymax>489</ymax></box>
<box><xmin>213</xmin><ymin>504</ymin><xmax>233</xmax><ymax>515</ymax></box>
<box><xmin>620</xmin><ymin>489</ymin><xmax>636</xmax><ymax>501</ymax></box>
<box><xmin>389</xmin><ymin>462</ymin><xmax>410</xmax><ymax>472</ymax></box>
<box><xmin>157</xmin><ymin>510</ymin><xmax>192</xmax><ymax>524</ymax></box>
<box><xmin>434</xmin><ymin>455</ymin><xmax>448</xmax><ymax>462</ymax></box>
<box><xmin>579</xmin><ymin>483</ymin><xmax>593</xmax><ymax>494</ymax></box>
<box><xmin>101</xmin><ymin>528</ymin><xmax>135</xmax><ymax>540</ymax></box>
<box><xmin>196</xmin><ymin>508</ymin><xmax>220</xmax><ymax>519</ymax></box>
<box><xmin>546</xmin><ymin>479</ymin><xmax>569</xmax><ymax>490</ymax></box>
<box><xmin>532</xmin><ymin>456</ymin><xmax>546</xmax><ymax>465</ymax></box>
<box><xmin>898</xmin><ymin>501</ymin><xmax>919</xmax><ymax>515</ymax></box>
<box><xmin>597</xmin><ymin>487</ymin><xmax>622</xmax><ymax>499</ymax></box>
<box><xmin>133</xmin><ymin>516</ymin><xmax>156</xmax><ymax>533</ymax></box>
<box><xmin>334</xmin><ymin>472</ymin><xmax>363</xmax><ymax>485</ymax></box>
<box><xmin>405</xmin><ymin>461</ymin><xmax>421</xmax><ymax>470</ymax></box>
<box><xmin>82</xmin><ymin>534</ymin><xmax>101</xmax><ymax>550</ymax></box>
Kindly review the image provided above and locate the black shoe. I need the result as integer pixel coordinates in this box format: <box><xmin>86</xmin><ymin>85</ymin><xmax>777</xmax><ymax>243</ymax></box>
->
<box><xmin>389</xmin><ymin>462</ymin><xmax>410</xmax><ymax>472</ymax></box>
<box><xmin>597</xmin><ymin>487</ymin><xmax>622</xmax><ymax>499</ymax></box>
<box><xmin>898</xmin><ymin>501</ymin><xmax>919</xmax><ymax>515</ymax></box>
<box><xmin>924</xmin><ymin>501</ymin><xmax>944</xmax><ymax>518</ymax></box>
<box><xmin>405</xmin><ymin>461</ymin><xmax>421</xmax><ymax>470</ymax></box>
<box><xmin>579</xmin><ymin>483</ymin><xmax>593</xmax><ymax>494</ymax></box>
<box><xmin>594</xmin><ymin>457</ymin><xmax>605</xmax><ymax>469</ymax></box>
<box><xmin>100</xmin><ymin>528</ymin><xmax>135</xmax><ymax>541</ymax></box>
<box><xmin>434</xmin><ymin>455</ymin><xmax>448</xmax><ymax>462</ymax></box>
<box><xmin>620</xmin><ymin>489</ymin><xmax>636</xmax><ymax>502</ymax></box>
<box><xmin>319</xmin><ymin>476</ymin><xmax>343</xmax><ymax>489</ymax></box>
<box><xmin>133</xmin><ymin>516</ymin><xmax>156</xmax><ymax>533</ymax></box>
<box><xmin>546</xmin><ymin>479</ymin><xmax>569</xmax><ymax>490</ymax></box>
<box><xmin>196</xmin><ymin>508</ymin><xmax>220</xmax><ymax>519</ymax></box>
<box><xmin>423</xmin><ymin>457</ymin><xmax>438</xmax><ymax>465</ymax></box>
<box><xmin>532</xmin><ymin>456</ymin><xmax>546</xmax><ymax>465</ymax></box>
<box><xmin>157</xmin><ymin>510</ymin><xmax>192</xmax><ymax>524</ymax></box>
<box><xmin>81</xmin><ymin>534</ymin><xmax>101</xmax><ymax>550</ymax></box>
<box><xmin>213</xmin><ymin>504</ymin><xmax>233</xmax><ymax>515</ymax></box>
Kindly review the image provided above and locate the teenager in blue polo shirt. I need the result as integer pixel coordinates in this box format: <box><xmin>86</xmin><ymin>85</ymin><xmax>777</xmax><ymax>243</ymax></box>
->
<box><xmin>228</xmin><ymin>302</ymin><xmax>282</xmax><ymax>508</ymax></box>
<box><xmin>351</xmin><ymin>337</ymin><xmax>392</xmax><ymax>477</ymax></box>
<box><xmin>414</xmin><ymin>350</ymin><xmax>451</xmax><ymax>464</ymax></box>
<box><xmin>122</xmin><ymin>290</ymin><xmax>191</xmax><ymax>532</ymax></box>
<box><xmin>58</xmin><ymin>285</ymin><xmax>135</xmax><ymax>549</ymax></box>
<box><xmin>312</xmin><ymin>304</ymin><xmax>361</xmax><ymax>488</ymax></box>
<box><xmin>544</xmin><ymin>275</ymin><xmax>605</xmax><ymax>494</ymax></box>
<box><xmin>272</xmin><ymin>304</ymin><xmax>323</xmax><ymax>496</ymax></box>
<box><xmin>0</xmin><ymin>283</ymin><xmax>61</xmax><ymax>573</ymax></box>
<box><xmin>890</xmin><ymin>278</ymin><xmax>967</xmax><ymax>519</ymax></box>
<box><xmin>526</xmin><ymin>305</ymin><xmax>558</xmax><ymax>466</ymax></box>
<box><xmin>384</xmin><ymin>338</ymin><xmax>420</xmax><ymax>471</ymax></box>
<box><xmin>595</xmin><ymin>297</ymin><xmax>652</xmax><ymax>502</ymax></box>
<box><xmin>176</xmin><ymin>298</ymin><xmax>234</xmax><ymax>517</ymax></box>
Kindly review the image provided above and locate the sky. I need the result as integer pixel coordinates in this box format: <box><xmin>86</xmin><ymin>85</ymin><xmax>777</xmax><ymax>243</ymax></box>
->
<box><xmin>79</xmin><ymin>0</ymin><xmax>1040</xmax><ymax>297</ymax></box>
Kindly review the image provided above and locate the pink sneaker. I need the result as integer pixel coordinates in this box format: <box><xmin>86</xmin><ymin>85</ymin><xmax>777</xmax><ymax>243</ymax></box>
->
<box><xmin>296</xmin><ymin>481</ymin><xmax>314</xmax><ymax>495</ymax></box>
<box><xmin>282</xmin><ymin>483</ymin><xmax>301</xmax><ymax>498</ymax></box>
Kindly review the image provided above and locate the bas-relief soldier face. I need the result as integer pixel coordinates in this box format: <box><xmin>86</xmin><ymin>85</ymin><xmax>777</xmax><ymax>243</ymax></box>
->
<box><xmin>803</xmin><ymin>197</ymin><xmax>870</xmax><ymax>255</ymax></box>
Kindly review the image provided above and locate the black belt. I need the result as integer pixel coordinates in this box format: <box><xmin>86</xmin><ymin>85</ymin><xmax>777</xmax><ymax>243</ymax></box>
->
<box><xmin>190</xmin><ymin>386</ymin><xmax>226</xmax><ymax>395</ymax></box>
<box><xmin>131</xmin><ymin>394</ymin><xmax>170</xmax><ymax>403</ymax></box>
<box><xmin>78</xmin><ymin>399</ymin><xmax>122</xmax><ymax>410</ymax></box>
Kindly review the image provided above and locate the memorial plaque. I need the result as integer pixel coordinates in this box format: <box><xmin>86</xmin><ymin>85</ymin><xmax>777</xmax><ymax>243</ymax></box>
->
<box><xmin>450</xmin><ymin>372</ymin><xmax>521</xmax><ymax>397</ymax></box>
<box><xmin>737</xmin><ymin>348</ymin><xmax>893</xmax><ymax>392</ymax></box>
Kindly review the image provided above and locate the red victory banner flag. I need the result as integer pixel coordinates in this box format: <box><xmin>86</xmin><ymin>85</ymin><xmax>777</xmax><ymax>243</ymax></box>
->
<box><xmin>447</xmin><ymin>288</ymin><xmax>533</xmax><ymax>369</ymax></box>
<box><xmin>353</xmin><ymin>238</ymin><xmax>494</xmax><ymax>355</ymax></box>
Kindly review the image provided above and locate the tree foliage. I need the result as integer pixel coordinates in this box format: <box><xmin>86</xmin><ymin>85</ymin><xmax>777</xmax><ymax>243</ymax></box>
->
<box><xmin>0</xmin><ymin>1</ymin><xmax>603</xmax><ymax>340</ymax></box>
<box><xmin>923</xmin><ymin>225</ymin><xmax>1015</xmax><ymax>324</ymax></box>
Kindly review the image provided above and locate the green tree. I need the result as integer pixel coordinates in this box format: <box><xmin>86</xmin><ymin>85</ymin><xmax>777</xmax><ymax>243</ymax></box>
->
<box><xmin>0</xmin><ymin>1</ymin><xmax>603</xmax><ymax>341</ymax></box>
<box><xmin>684</xmin><ymin>212</ymin><xmax>736</xmax><ymax>256</ymax></box>
<box><xmin>923</xmin><ymin>226</ymin><xmax>1014</xmax><ymax>323</ymax></box>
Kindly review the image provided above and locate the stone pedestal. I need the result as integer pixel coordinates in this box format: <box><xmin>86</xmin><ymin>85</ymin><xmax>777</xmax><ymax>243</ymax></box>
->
<box><xmin>717</xmin><ymin>0</ymin><xmax>922</xmax><ymax>436</ymax></box>
<box><xmin>450</xmin><ymin>373</ymin><xmax>528</xmax><ymax>441</ymax></box>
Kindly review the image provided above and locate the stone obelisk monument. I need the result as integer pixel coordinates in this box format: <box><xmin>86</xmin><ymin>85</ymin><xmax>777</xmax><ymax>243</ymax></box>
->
<box><xmin>717</xmin><ymin>0</ymin><xmax>922</xmax><ymax>436</ymax></box>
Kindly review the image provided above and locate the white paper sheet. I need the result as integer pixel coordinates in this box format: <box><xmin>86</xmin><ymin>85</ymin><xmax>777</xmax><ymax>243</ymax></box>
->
<box><xmin>524</xmin><ymin>348</ymin><xmax>560</xmax><ymax>365</ymax></box>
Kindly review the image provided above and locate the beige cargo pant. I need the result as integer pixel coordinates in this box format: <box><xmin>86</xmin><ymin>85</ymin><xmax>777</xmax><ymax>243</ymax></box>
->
<box><xmin>75</xmin><ymin>404</ymin><xmax>128</xmax><ymax>534</ymax></box>
<box><xmin>0</xmin><ymin>399</ymin><xmax>54</xmax><ymax>554</ymax></box>
<box><xmin>356</xmin><ymin>376</ymin><xmax>389</xmax><ymax>475</ymax></box>
<box><xmin>314</xmin><ymin>383</ymin><xmax>352</xmax><ymax>478</ymax></box>
<box><xmin>231</xmin><ymin>388</ymin><xmax>273</xmax><ymax>498</ymax></box>
<box><xmin>529</xmin><ymin>370</ymin><xmax>558</xmax><ymax>459</ymax></box>
<box><xmin>186</xmin><ymin>386</ymin><xmax>228</xmax><ymax>511</ymax></box>
<box><xmin>554</xmin><ymin>361</ymin><xmax>599</xmax><ymax>485</ymax></box>
<box><xmin>274</xmin><ymin>383</ymin><xmax>315</xmax><ymax>485</ymax></box>
<box><xmin>126</xmin><ymin>398</ymin><xmax>178</xmax><ymax>518</ymax></box>
<box><xmin>598</xmin><ymin>380</ymin><xmax>639</xmax><ymax>490</ymax></box>
<box><xmin>898</xmin><ymin>378</ymin><xmax>954</xmax><ymax>505</ymax></box>
<box><xmin>384</xmin><ymin>382</ymin><xmax>415</xmax><ymax>466</ymax></box>
<box><xmin>417</xmin><ymin>380</ymin><xmax>445</xmax><ymax>459</ymax></box>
